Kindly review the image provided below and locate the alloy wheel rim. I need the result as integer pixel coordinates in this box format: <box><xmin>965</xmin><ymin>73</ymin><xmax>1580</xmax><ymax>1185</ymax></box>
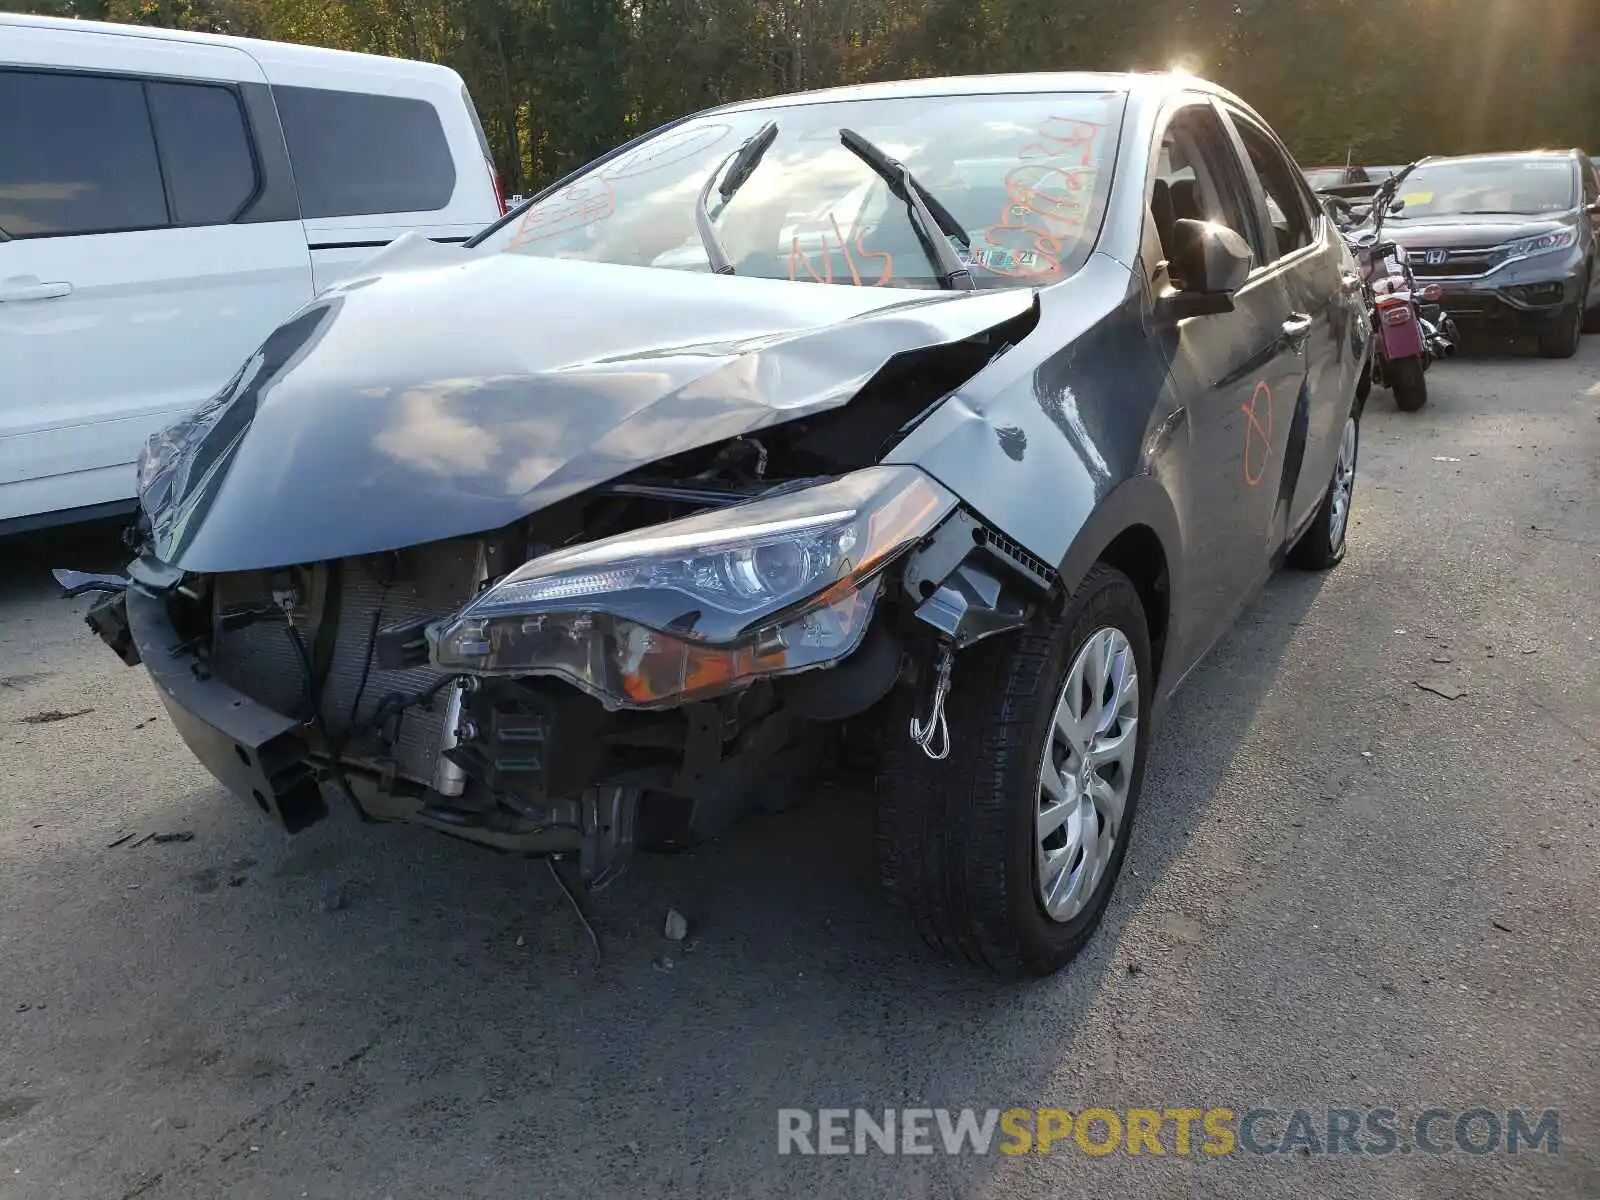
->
<box><xmin>1328</xmin><ymin>416</ymin><xmax>1358</xmax><ymax>548</ymax></box>
<box><xmin>1036</xmin><ymin>627</ymin><xmax>1139</xmax><ymax>923</ymax></box>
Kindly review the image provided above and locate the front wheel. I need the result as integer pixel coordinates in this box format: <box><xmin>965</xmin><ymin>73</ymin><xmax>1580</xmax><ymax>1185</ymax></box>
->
<box><xmin>1390</xmin><ymin>355</ymin><xmax>1428</xmax><ymax>411</ymax></box>
<box><xmin>877</xmin><ymin>565</ymin><xmax>1151</xmax><ymax>976</ymax></box>
<box><xmin>1289</xmin><ymin>409</ymin><xmax>1358</xmax><ymax>570</ymax></box>
<box><xmin>1539</xmin><ymin>299</ymin><xmax>1583</xmax><ymax>359</ymax></box>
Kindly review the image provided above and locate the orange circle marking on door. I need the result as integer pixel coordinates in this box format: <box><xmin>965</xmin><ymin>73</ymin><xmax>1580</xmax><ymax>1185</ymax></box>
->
<box><xmin>1242</xmin><ymin>380</ymin><xmax>1274</xmax><ymax>487</ymax></box>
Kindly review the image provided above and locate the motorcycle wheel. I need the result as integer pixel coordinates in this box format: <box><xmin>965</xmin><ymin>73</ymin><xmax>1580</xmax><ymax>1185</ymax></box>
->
<box><xmin>1390</xmin><ymin>355</ymin><xmax>1428</xmax><ymax>411</ymax></box>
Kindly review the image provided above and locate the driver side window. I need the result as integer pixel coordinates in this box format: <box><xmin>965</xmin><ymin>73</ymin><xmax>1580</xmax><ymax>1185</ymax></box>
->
<box><xmin>1148</xmin><ymin>105</ymin><xmax>1258</xmax><ymax>282</ymax></box>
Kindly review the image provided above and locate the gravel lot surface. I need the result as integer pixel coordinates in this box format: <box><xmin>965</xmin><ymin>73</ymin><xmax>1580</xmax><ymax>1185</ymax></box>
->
<box><xmin>2</xmin><ymin>343</ymin><xmax>1596</xmax><ymax>1199</ymax></box>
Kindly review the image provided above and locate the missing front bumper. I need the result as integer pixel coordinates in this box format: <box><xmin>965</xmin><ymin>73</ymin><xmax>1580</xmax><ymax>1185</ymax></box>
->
<box><xmin>117</xmin><ymin>586</ymin><xmax>327</xmax><ymax>833</ymax></box>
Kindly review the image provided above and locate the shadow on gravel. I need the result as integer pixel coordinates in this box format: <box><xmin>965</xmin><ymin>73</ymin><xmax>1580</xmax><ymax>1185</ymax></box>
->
<box><xmin>3</xmin><ymin>511</ymin><xmax>1328</xmax><ymax>1196</ymax></box>
<box><xmin>1449</xmin><ymin>332</ymin><xmax>1545</xmax><ymax>361</ymax></box>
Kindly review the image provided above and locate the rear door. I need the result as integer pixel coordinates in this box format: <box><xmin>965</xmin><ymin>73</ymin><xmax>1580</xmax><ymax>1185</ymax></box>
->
<box><xmin>1220</xmin><ymin>104</ymin><xmax>1352</xmax><ymax>555</ymax></box>
<box><xmin>0</xmin><ymin>25</ymin><xmax>313</xmax><ymax>524</ymax></box>
<box><xmin>264</xmin><ymin>72</ymin><xmax>498</xmax><ymax>291</ymax></box>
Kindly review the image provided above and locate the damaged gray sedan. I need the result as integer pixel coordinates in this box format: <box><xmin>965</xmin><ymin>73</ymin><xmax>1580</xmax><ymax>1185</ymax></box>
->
<box><xmin>72</xmin><ymin>72</ymin><xmax>1369</xmax><ymax>975</ymax></box>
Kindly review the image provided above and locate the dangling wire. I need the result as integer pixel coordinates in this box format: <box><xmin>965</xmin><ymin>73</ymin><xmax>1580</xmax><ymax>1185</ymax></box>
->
<box><xmin>909</xmin><ymin>642</ymin><xmax>953</xmax><ymax>761</ymax></box>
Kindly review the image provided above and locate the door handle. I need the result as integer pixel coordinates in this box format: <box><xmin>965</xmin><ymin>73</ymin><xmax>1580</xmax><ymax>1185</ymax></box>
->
<box><xmin>1282</xmin><ymin>312</ymin><xmax>1314</xmax><ymax>349</ymax></box>
<box><xmin>0</xmin><ymin>277</ymin><xmax>73</xmax><ymax>302</ymax></box>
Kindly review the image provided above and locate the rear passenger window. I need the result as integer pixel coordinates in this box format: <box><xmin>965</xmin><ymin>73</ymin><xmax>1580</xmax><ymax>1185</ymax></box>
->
<box><xmin>0</xmin><ymin>70</ymin><xmax>168</xmax><ymax>237</ymax></box>
<box><xmin>273</xmin><ymin>86</ymin><xmax>455</xmax><ymax>218</ymax></box>
<box><xmin>1232</xmin><ymin>116</ymin><xmax>1315</xmax><ymax>260</ymax></box>
<box><xmin>147</xmin><ymin>81</ymin><xmax>259</xmax><ymax>225</ymax></box>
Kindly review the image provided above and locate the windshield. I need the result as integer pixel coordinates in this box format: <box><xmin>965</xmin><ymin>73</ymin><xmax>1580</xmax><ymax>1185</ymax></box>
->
<box><xmin>1393</xmin><ymin>156</ymin><xmax>1577</xmax><ymax>219</ymax></box>
<box><xmin>474</xmin><ymin>91</ymin><xmax>1126</xmax><ymax>289</ymax></box>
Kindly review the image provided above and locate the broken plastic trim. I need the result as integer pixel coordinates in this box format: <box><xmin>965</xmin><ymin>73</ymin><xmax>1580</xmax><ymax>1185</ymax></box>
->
<box><xmin>52</xmin><ymin>569</ymin><xmax>129</xmax><ymax>598</ymax></box>
<box><xmin>914</xmin><ymin>560</ymin><xmax>1031</xmax><ymax>649</ymax></box>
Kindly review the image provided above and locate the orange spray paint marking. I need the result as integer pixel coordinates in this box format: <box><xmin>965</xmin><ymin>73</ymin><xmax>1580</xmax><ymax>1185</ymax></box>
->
<box><xmin>1242</xmin><ymin>380</ymin><xmax>1274</xmax><ymax>486</ymax></box>
<box><xmin>505</xmin><ymin>175</ymin><xmax>614</xmax><ymax>251</ymax></box>
<box><xmin>980</xmin><ymin>116</ymin><xmax>1104</xmax><ymax>279</ymax></box>
<box><xmin>788</xmin><ymin>215</ymin><xmax>894</xmax><ymax>286</ymax></box>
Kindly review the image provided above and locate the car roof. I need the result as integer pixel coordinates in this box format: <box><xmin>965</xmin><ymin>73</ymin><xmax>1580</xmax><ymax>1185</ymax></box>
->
<box><xmin>0</xmin><ymin>11</ymin><xmax>459</xmax><ymax>83</ymax></box>
<box><xmin>707</xmin><ymin>70</ymin><xmax>1247</xmax><ymax>115</ymax></box>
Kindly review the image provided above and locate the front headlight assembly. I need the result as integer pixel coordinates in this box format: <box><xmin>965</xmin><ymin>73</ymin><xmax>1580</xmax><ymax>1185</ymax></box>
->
<box><xmin>429</xmin><ymin>465</ymin><xmax>958</xmax><ymax>709</ymax></box>
<box><xmin>1498</xmin><ymin>226</ymin><xmax>1578</xmax><ymax>264</ymax></box>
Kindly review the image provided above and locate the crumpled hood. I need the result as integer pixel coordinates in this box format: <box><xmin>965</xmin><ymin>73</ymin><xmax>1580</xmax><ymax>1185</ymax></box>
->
<box><xmin>1388</xmin><ymin>213</ymin><xmax>1576</xmax><ymax>248</ymax></box>
<box><xmin>144</xmin><ymin>239</ymin><xmax>1035</xmax><ymax>573</ymax></box>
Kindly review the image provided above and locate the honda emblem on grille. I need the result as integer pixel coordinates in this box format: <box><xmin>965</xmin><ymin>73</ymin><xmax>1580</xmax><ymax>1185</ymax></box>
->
<box><xmin>1425</xmin><ymin>249</ymin><xmax>1449</xmax><ymax>266</ymax></box>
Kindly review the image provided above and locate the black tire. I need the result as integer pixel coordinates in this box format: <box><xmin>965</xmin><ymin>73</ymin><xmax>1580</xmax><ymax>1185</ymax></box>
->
<box><xmin>876</xmin><ymin>564</ymin><xmax>1152</xmax><ymax>976</ymax></box>
<box><xmin>1581</xmin><ymin>268</ymin><xmax>1599</xmax><ymax>333</ymax></box>
<box><xmin>1390</xmin><ymin>355</ymin><xmax>1428</xmax><ymax>411</ymax></box>
<box><xmin>1539</xmin><ymin>299</ymin><xmax>1583</xmax><ymax>359</ymax></box>
<box><xmin>1288</xmin><ymin>407</ymin><xmax>1358</xmax><ymax>570</ymax></box>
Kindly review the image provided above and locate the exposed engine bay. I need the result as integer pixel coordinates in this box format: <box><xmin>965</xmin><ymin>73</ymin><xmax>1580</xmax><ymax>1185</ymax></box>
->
<box><xmin>83</xmin><ymin>308</ymin><xmax>1056</xmax><ymax>887</ymax></box>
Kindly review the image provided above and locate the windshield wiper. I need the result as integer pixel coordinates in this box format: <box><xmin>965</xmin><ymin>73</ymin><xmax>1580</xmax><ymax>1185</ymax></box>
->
<box><xmin>695</xmin><ymin>120</ymin><xmax>778</xmax><ymax>276</ymax></box>
<box><xmin>838</xmin><ymin>128</ymin><xmax>974</xmax><ymax>291</ymax></box>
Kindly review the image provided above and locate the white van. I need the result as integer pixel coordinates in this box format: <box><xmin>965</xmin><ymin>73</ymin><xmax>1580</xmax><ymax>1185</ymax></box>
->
<box><xmin>0</xmin><ymin>13</ymin><xmax>505</xmax><ymax>531</ymax></box>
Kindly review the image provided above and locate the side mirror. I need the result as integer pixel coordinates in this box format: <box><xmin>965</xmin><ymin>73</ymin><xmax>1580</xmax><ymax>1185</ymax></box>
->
<box><xmin>1389</xmin><ymin>198</ymin><xmax>1406</xmax><ymax>214</ymax></box>
<box><xmin>1157</xmin><ymin>219</ymin><xmax>1253</xmax><ymax>321</ymax></box>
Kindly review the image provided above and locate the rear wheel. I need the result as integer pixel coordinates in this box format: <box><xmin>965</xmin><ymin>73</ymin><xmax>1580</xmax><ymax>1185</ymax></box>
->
<box><xmin>1540</xmin><ymin>298</ymin><xmax>1583</xmax><ymax>358</ymax></box>
<box><xmin>877</xmin><ymin>565</ymin><xmax>1151</xmax><ymax>976</ymax></box>
<box><xmin>1390</xmin><ymin>355</ymin><xmax>1428</xmax><ymax>411</ymax></box>
<box><xmin>1289</xmin><ymin>410</ymin><xmax>1358</xmax><ymax>570</ymax></box>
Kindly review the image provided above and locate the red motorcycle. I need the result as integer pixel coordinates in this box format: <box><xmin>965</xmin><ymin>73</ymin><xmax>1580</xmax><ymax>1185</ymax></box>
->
<box><xmin>1327</xmin><ymin>163</ymin><xmax>1456</xmax><ymax>412</ymax></box>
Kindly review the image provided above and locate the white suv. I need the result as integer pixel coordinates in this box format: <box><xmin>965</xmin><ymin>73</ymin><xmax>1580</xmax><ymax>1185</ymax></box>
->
<box><xmin>0</xmin><ymin>13</ymin><xmax>505</xmax><ymax>531</ymax></box>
